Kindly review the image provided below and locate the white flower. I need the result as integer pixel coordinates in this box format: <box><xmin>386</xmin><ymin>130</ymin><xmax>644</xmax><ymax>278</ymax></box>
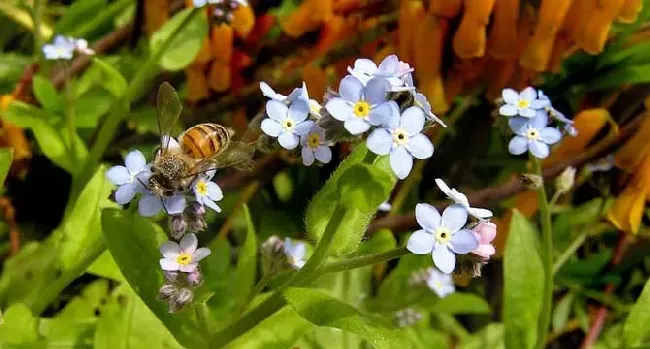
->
<box><xmin>192</xmin><ymin>170</ymin><xmax>224</xmax><ymax>212</ymax></box>
<box><xmin>347</xmin><ymin>55</ymin><xmax>414</xmax><ymax>92</ymax></box>
<box><xmin>261</xmin><ymin>99</ymin><xmax>314</xmax><ymax>149</ymax></box>
<box><xmin>499</xmin><ymin>87</ymin><xmax>549</xmax><ymax>118</ymax></box>
<box><xmin>434</xmin><ymin>178</ymin><xmax>492</xmax><ymax>219</ymax></box>
<box><xmin>283</xmin><ymin>238</ymin><xmax>306</xmax><ymax>269</ymax></box>
<box><xmin>106</xmin><ymin>150</ymin><xmax>148</xmax><ymax>204</ymax></box>
<box><xmin>425</xmin><ymin>267</ymin><xmax>455</xmax><ymax>298</ymax></box>
<box><xmin>42</xmin><ymin>35</ymin><xmax>75</xmax><ymax>60</ymax></box>
<box><xmin>159</xmin><ymin>233</ymin><xmax>211</xmax><ymax>273</ymax></box>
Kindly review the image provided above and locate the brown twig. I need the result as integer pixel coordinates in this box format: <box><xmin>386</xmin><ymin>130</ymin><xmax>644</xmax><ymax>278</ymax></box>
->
<box><xmin>368</xmin><ymin>115</ymin><xmax>644</xmax><ymax>234</ymax></box>
<box><xmin>0</xmin><ymin>196</ymin><xmax>20</xmax><ymax>255</ymax></box>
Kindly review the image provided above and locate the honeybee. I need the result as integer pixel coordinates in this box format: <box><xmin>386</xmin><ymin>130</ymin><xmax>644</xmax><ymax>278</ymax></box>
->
<box><xmin>147</xmin><ymin>82</ymin><xmax>255</xmax><ymax>198</ymax></box>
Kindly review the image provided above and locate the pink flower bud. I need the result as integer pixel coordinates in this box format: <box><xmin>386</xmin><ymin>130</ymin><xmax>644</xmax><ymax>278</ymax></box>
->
<box><xmin>471</xmin><ymin>222</ymin><xmax>497</xmax><ymax>259</ymax></box>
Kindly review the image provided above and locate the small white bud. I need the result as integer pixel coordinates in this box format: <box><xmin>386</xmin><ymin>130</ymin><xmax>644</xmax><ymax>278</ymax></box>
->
<box><xmin>556</xmin><ymin>167</ymin><xmax>576</xmax><ymax>194</ymax></box>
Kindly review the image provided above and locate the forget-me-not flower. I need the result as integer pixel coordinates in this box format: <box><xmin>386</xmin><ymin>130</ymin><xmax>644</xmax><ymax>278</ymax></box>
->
<box><xmin>136</xmin><ymin>171</ymin><xmax>187</xmax><ymax>217</ymax></box>
<box><xmin>72</xmin><ymin>38</ymin><xmax>95</xmax><ymax>55</ymax></box>
<box><xmin>159</xmin><ymin>233</ymin><xmax>211</xmax><ymax>273</ymax></box>
<box><xmin>300</xmin><ymin>125</ymin><xmax>332</xmax><ymax>166</ymax></box>
<box><xmin>348</xmin><ymin>55</ymin><xmax>414</xmax><ymax>91</ymax></box>
<box><xmin>106</xmin><ymin>150</ymin><xmax>148</xmax><ymax>204</ymax></box>
<box><xmin>261</xmin><ymin>99</ymin><xmax>314</xmax><ymax>149</ymax></box>
<box><xmin>407</xmin><ymin>203</ymin><xmax>479</xmax><ymax>274</ymax></box>
<box><xmin>42</xmin><ymin>35</ymin><xmax>76</xmax><ymax>60</ymax></box>
<box><xmin>192</xmin><ymin>170</ymin><xmax>223</xmax><ymax>212</ymax></box>
<box><xmin>325</xmin><ymin>75</ymin><xmax>393</xmax><ymax>135</ymax></box>
<box><xmin>378</xmin><ymin>201</ymin><xmax>392</xmax><ymax>212</ymax></box>
<box><xmin>538</xmin><ymin>90</ymin><xmax>577</xmax><ymax>136</ymax></box>
<box><xmin>283</xmin><ymin>238</ymin><xmax>306</xmax><ymax>269</ymax></box>
<box><xmin>367</xmin><ymin>106</ymin><xmax>434</xmax><ymax>179</ymax></box>
<box><xmin>499</xmin><ymin>87</ymin><xmax>549</xmax><ymax>118</ymax></box>
<box><xmin>434</xmin><ymin>178</ymin><xmax>492</xmax><ymax>219</ymax></box>
<box><xmin>425</xmin><ymin>267</ymin><xmax>455</xmax><ymax>298</ymax></box>
<box><xmin>259</xmin><ymin>81</ymin><xmax>308</xmax><ymax>104</ymax></box>
<box><xmin>508</xmin><ymin>111</ymin><xmax>562</xmax><ymax>159</ymax></box>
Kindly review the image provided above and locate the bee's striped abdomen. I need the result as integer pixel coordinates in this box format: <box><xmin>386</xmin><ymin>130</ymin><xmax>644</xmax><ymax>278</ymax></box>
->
<box><xmin>179</xmin><ymin>123</ymin><xmax>230</xmax><ymax>159</ymax></box>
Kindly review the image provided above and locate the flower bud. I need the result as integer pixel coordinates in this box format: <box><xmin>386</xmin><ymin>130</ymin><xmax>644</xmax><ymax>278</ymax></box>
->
<box><xmin>520</xmin><ymin>173</ymin><xmax>543</xmax><ymax>190</ymax></box>
<box><xmin>168</xmin><ymin>287</ymin><xmax>194</xmax><ymax>313</ymax></box>
<box><xmin>555</xmin><ymin>166</ymin><xmax>576</xmax><ymax>194</ymax></box>
<box><xmin>261</xmin><ymin>235</ymin><xmax>285</xmax><ymax>274</ymax></box>
<box><xmin>169</xmin><ymin>215</ymin><xmax>187</xmax><ymax>240</ymax></box>
<box><xmin>186</xmin><ymin>201</ymin><xmax>206</xmax><ymax>218</ymax></box>
<box><xmin>157</xmin><ymin>284</ymin><xmax>178</xmax><ymax>301</ymax></box>
<box><xmin>163</xmin><ymin>270</ymin><xmax>179</xmax><ymax>283</ymax></box>
<box><xmin>187</xmin><ymin>269</ymin><xmax>203</xmax><ymax>287</ymax></box>
<box><xmin>394</xmin><ymin>308</ymin><xmax>422</xmax><ymax>327</ymax></box>
<box><xmin>454</xmin><ymin>254</ymin><xmax>485</xmax><ymax>279</ymax></box>
<box><xmin>471</xmin><ymin>222</ymin><xmax>496</xmax><ymax>260</ymax></box>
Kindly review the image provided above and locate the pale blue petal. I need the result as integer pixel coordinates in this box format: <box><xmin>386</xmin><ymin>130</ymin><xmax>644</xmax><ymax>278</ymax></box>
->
<box><xmin>508</xmin><ymin>136</ymin><xmax>528</xmax><ymax>155</ymax></box>
<box><xmin>441</xmin><ymin>204</ymin><xmax>468</xmax><ymax>232</ymax></box>
<box><xmin>344</xmin><ymin>118</ymin><xmax>370</xmax><ymax>135</ymax></box>
<box><xmin>529</xmin><ymin>140</ymin><xmax>550</xmax><ymax>159</ymax></box>
<box><xmin>115</xmin><ymin>183</ymin><xmax>137</xmax><ymax>204</ymax></box>
<box><xmin>364</xmin><ymin>78</ymin><xmax>389</xmax><ymax>105</ymax></box>
<box><xmin>508</xmin><ymin>117</ymin><xmax>530</xmax><ymax>135</ymax></box>
<box><xmin>407</xmin><ymin>134</ymin><xmax>434</xmax><ymax>159</ymax></box>
<box><xmin>366</xmin><ymin>128</ymin><xmax>392</xmax><ymax>155</ymax></box>
<box><xmin>106</xmin><ymin>166</ymin><xmax>130</xmax><ymax>185</ymax></box>
<box><xmin>139</xmin><ymin>194</ymin><xmax>163</xmax><ymax>217</ymax></box>
<box><xmin>352</xmin><ymin>59</ymin><xmax>377</xmax><ymax>74</ymax></box>
<box><xmin>531</xmin><ymin>110</ymin><xmax>550</xmax><ymax>129</ymax></box>
<box><xmin>160</xmin><ymin>241</ymin><xmax>181</xmax><ymax>258</ymax></box>
<box><xmin>289</xmin><ymin>99</ymin><xmax>309</xmax><ymax>123</ymax></box>
<box><xmin>519</xmin><ymin>108</ymin><xmax>536</xmax><ymax>118</ymax></box>
<box><xmin>206</xmin><ymin>181</ymin><xmax>223</xmax><ymax>201</ymax></box>
<box><xmin>499</xmin><ymin>104</ymin><xmax>517</xmax><ymax>116</ymax></box>
<box><xmin>279</xmin><ymin>131</ymin><xmax>299</xmax><ymax>149</ymax></box>
<box><xmin>301</xmin><ymin>147</ymin><xmax>315</xmax><ymax>166</ymax></box>
<box><xmin>502</xmin><ymin>88</ymin><xmax>519</xmax><ymax>104</ymax></box>
<box><xmin>339</xmin><ymin>75</ymin><xmax>363</xmax><ymax>102</ymax></box>
<box><xmin>259</xmin><ymin>81</ymin><xmax>286</xmax><ymax>100</ymax></box>
<box><xmin>125</xmin><ymin>150</ymin><xmax>147</xmax><ymax>174</ymax></box>
<box><xmin>531</xmin><ymin>99</ymin><xmax>549</xmax><ymax>109</ymax></box>
<box><xmin>193</xmin><ymin>247</ymin><xmax>212</xmax><ymax>261</ymax></box>
<box><xmin>400</xmin><ymin>107</ymin><xmax>425</xmax><ymax>135</ymax></box>
<box><xmin>377</xmin><ymin>54</ymin><xmax>398</xmax><ymax>75</ymax></box>
<box><xmin>520</xmin><ymin>87</ymin><xmax>537</xmax><ymax>101</ymax></box>
<box><xmin>266</xmin><ymin>100</ymin><xmax>288</xmax><ymax>121</ymax></box>
<box><xmin>164</xmin><ymin>195</ymin><xmax>186</xmax><ymax>215</ymax></box>
<box><xmin>389</xmin><ymin>146</ymin><xmax>413</xmax><ymax>180</ymax></box>
<box><xmin>540</xmin><ymin>127</ymin><xmax>562</xmax><ymax>144</ymax></box>
<box><xmin>432</xmin><ymin>245</ymin><xmax>455</xmax><ymax>274</ymax></box>
<box><xmin>325</xmin><ymin>98</ymin><xmax>354</xmax><ymax>121</ymax></box>
<box><xmin>367</xmin><ymin>102</ymin><xmax>393</xmax><ymax>126</ymax></box>
<box><xmin>384</xmin><ymin>102</ymin><xmax>401</xmax><ymax>128</ymax></box>
<box><xmin>407</xmin><ymin>229</ymin><xmax>434</xmax><ymax>254</ymax></box>
<box><xmin>193</xmin><ymin>0</ymin><xmax>208</xmax><ymax>7</ymax></box>
<box><xmin>293</xmin><ymin>242</ymin><xmax>306</xmax><ymax>260</ymax></box>
<box><xmin>450</xmin><ymin>229</ymin><xmax>479</xmax><ymax>254</ymax></box>
<box><xmin>203</xmin><ymin>198</ymin><xmax>222</xmax><ymax>212</ymax></box>
<box><xmin>416</xmin><ymin>203</ymin><xmax>441</xmax><ymax>231</ymax></box>
<box><xmin>294</xmin><ymin>120</ymin><xmax>314</xmax><ymax>136</ymax></box>
<box><xmin>180</xmin><ymin>233</ymin><xmax>198</xmax><ymax>254</ymax></box>
<box><xmin>261</xmin><ymin>119</ymin><xmax>282</xmax><ymax>137</ymax></box>
<box><xmin>314</xmin><ymin>146</ymin><xmax>332</xmax><ymax>164</ymax></box>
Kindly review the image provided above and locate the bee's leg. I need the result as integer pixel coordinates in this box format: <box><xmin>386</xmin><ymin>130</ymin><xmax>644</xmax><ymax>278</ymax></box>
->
<box><xmin>161</xmin><ymin>198</ymin><xmax>170</xmax><ymax>215</ymax></box>
<box><xmin>136</xmin><ymin>177</ymin><xmax>152</xmax><ymax>191</ymax></box>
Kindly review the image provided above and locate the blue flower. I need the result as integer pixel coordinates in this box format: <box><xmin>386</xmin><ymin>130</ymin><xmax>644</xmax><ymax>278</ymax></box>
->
<box><xmin>192</xmin><ymin>170</ymin><xmax>223</xmax><ymax>212</ymax></box>
<box><xmin>407</xmin><ymin>203</ymin><xmax>479</xmax><ymax>274</ymax></box>
<box><xmin>300</xmin><ymin>125</ymin><xmax>332</xmax><ymax>166</ymax></box>
<box><xmin>325</xmin><ymin>75</ymin><xmax>393</xmax><ymax>135</ymax></box>
<box><xmin>347</xmin><ymin>55</ymin><xmax>414</xmax><ymax>92</ymax></box>
<box><xmin>136</xmin><ymin>172</ymin><xmax>187</xmax><ymax>217</ymax></box>
<box><xmin>425</xmin><ymin>267</ymin><xmax>455</xmax><ymax>298</ymax></box>
<box><xmin>367</xmin><ymin>106</ymin><xmax>434</xmax><ymax>179</ymax></box>
<box><xmin>106</xmin><ymin>150</ymin><xmax>149</xmax><ymax>204</ymax></box>
<box><xmin>538</xmin><ymin>90</ymin><xmax>577</xmax><ymax>136</ymax></box>
<box><xmin>159</xmin><ymin>233</ymin><xmax>211</xmax><ymax>273</ymax></box>
<box><xmin>42</xmin><ymin>35</ymin><xmax>75</xmax><ymax>60</ymax></box>
<box><xmin>283</xmin><ymin>238</ymin><xmax>306</xmax><ymax>269</ymax></box>
<box><xmin>499</xmin><ymin>87</ymin><xmax>549</xmax><ymax>118</ymax></box>
<box><xmin>508</xmin><ymin>112</ymin><xmax>562</xmax><ymax>159</ymax></box>
<box><xmin>259</xmin><ymin>81</ymin><xmax>308</xmax><ymax>104</ymax></box>
<box><xmin>261</xmin><ymin>99</ymin><xmax>314</xmax><ymax>149</ymax></box>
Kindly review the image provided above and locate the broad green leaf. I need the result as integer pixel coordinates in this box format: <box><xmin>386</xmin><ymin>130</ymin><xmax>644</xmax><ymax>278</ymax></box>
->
<box><xmin>232</xmin><ymin>205</ymin><xmax>258</xmax><ymax>316</ymax></box>
<box><xmin>75</xmin><ymin>91</ymin><xmax>112</xmax><ymax>128</ymax></box>
<box><xmin>0</xmin><ymin>53</ymin><xmax>30</xmax><ymax>94</ymax></box>
<box><xmin>552</xmin><ymin>293</ymin><xmax>574</xmax><ymax>333</ymax></box>
<box><xmin>150</xmin><ymin>8</ymin><xmax>209</xmax><ymax>71</ymax></box>
<box><xmin>589</xmin><ymin>64</ymin><xmax>650</xmax><ymax>91</ymax></box>
<box><xmin>0</xmin><ymin>148</ymin><xmax>13</xmax><ymax>184</ymax></box>
<box><xmin>87</xmin><ymin>251</ymin><xmax>125</xmax><ymax>281</ymax></box>
<box><xmin>356</xmin><ymin>229</ymin><xmax>397</xmax><ymax>255</ymax></box>
<box><xmin>0</xmin><ymin>303</ymin><xmax>40</xmax><ymax>344</ymax></box>
<box><xmin>283</xmin><ymin>287</ymin><xmax>408</xmax><ymax>349</ymax></box>
<box><xmin>224</xmin><ymin>305</ymin><xmax>313</xmax><ymax>349</ymax></box>
<box><xmin>39</xmin><ymin>317</ymin><xmax>96</xmax><ymax>348</ymax></box>
<box><xmin>54</xmin><ymin>0</ymin><xmax>105</xmax><ymax>34</ymax></box>
<box><xmin>305</xmin><ymin>144</ymin><xmax>396</xmax><ymax>255</ymax></box>
<box><xmin>101</xmin><ymin>209</ymin><xmax>208</xmax><ymax>348</ymax></box>
<box><xmin>92</xmin><ymin>58</ymin><xmax>128</xmax><ymax>97</ymax></box>
<box><xmin>460</xmin><ymin>323</ymin><xmax>505</xmax><ymax>349</ymax></box>
<box><xmin>402</xmin><ymin>327</ymin><xmax>448</xmax><ymax>349</ymax></box>
<box><xmin>94</xmin><ymin>285</ymin><xmax>133</xmax><ymax>349</ymax></box>
<box><xmin>624</xmin><ymin>276</ymin><xmax>650</xmax><ymax>346</ymax></box>
<box><xmin>32</xmin><ymin>75</ymin><xmax>61</xmax><ymax>112</ymax></box>
<box><xmin>58</xmin><ymin>279</ymin><xmax>109</xmax><ymax>319</ymax></box>
<box><xmin>503</xmin><ymin>210</ymin><xmax>543</xmax><ymax>349</ymax></box>
<box><xmin>337</xmin><ymin>163</ymin><xmax>393</xmax><ymax>211</ymax></box>
<box><xmin>376</xmin><ymin>254</ymin><xmax>431</xmax><ymax>309</ymax></box>
<box><xmin>429</xmin><ymin>292</ymin><xmax>491</xmax><ymax>315</ymax></box>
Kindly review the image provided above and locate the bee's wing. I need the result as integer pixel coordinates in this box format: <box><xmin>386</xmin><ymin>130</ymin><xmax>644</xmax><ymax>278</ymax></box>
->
<box><xmin>157</xmin><ymin>82</ymin><xmax>183</xmax><ymax>152</ymax></box>
<box><xmin>188</xmin><ymin>141</ymin><xmax>256</xmax><ymax>176</ymax></box>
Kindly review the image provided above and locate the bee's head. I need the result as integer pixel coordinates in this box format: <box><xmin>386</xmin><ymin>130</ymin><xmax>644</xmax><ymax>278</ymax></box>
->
<box><xmin>155</xmin><ymin>155</ymin><xmax>185</xmax><ymax>180</ymax></box>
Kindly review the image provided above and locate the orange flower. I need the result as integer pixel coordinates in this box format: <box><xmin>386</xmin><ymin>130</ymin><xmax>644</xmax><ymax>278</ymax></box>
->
<box><xmin>280</xmin><ymin>0</ymin><xmax>333</xmax><ymax>38</ymax></box>
<box><xmin>185</xmin><ymin>64</ymin><xmax>209</xmax><ymax>102</ymax></box>
<box><xmin>145</xmin><ymin>0</ymin><xmax>169</xmax><ymax>34</ymax></box>
<box><xmin>302</xmin><ymin>64</ymin><xmax>328</xmax><ymax>101</ymax></box>
<box><xmin>0</xmin><ymin>96</ymin><xmax>32</xmax><ymax>163</ymax></box>
<box><xmin>398</xmin><ymin>0</ymin><xmax>424</xmax><ymax>64</ymax></box>
<box><xmin>232</xmin><ymin>5</ymin><xmax>255</xmax><ymax>38</ymax></box>
<box><xmin>614</xmin><ymin>112</ymin><xmax>650</xmax><ymax>171</ymax></box>
<box><xmin>313</xmin><ymin>15</ymin><xmax>347</xmax><ymax>57</ymax></box>
<box><xmin>487</xmin><ymin>0</ymin><xmax>520</xmax><ymax>60</ymax></box>
<box><xmin>574</xmin><ymin>0</ymin><xmax>626</xmax><ymax>54</ymax></box>
<box><xmin>452</xmin><ymin>0</ymin><xmax>496</xmax><ymax>58</ymax></box>
<box><xmin>519</xmin><ymin>0</ymin><xmax>573</xmax><ymax>71</ymax></box>
<box><xmin>618</xmin><ymin>0</ymin><xmax>643</xmax><ymax>23</ymax></box>
<box><xmin>607</xmin><ymin>154</ymin><xmax>650</xmax><ymax>234</ymax></box>
<box><xmin>545</xmin><ymin>109</ymin><xmax>611</xmax><ymax>166</ymax></box>
<box><xmin>492</xmin><ymin>190</ymin><xmax>538</xmax><ymax>257</ymax></box>
<box><xmin>208</xmin><ymin>60</ymin><xmax>230</xmax><ymax>92</ymax></box>
<box><xmin>413</xmin><ymin>16</ymin><xmax>449</xmax><ymax>113</ymax></box>
<box><xmin>428</xmin><ymin>0</ymin><xmax>461</xmax><ymax>18</ymax></box>
<box><xmin>548</xmin><ymin>34</ymin><xmax>575</xmax><ymax>73</ymax></box>
<box><xmin>194</xmin><ymin>37</ymin><xmax>214</xmax><ymax>65</ymax></box>
<box><xmin>485</xmin><ymin>58</ymin><xmax>518</xmax><ymax>100</ymax></box>
<box><xmin>211</xmin><ymin>24</ymin><xmax>234</xmax><ymax>63</ymax></box>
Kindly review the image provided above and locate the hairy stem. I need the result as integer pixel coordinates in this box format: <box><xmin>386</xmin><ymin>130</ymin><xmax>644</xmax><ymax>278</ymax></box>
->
<box><xmin>318</xmin><ymin>247</ymin><xmax>409</xmax><ymax>274</ymax></box>
<box><xmin>532</xmin><ymin>156</ymin><xmax>554</xmax><ymax>349</ymax></box>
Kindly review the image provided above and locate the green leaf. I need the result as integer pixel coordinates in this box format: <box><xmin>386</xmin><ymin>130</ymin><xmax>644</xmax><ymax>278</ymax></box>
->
<box><xmin>54</xmin><ymin>0</ymin><xmax>105</xmax><ymax>34</ymax></box>
<box><xmin>503</xmin><ymin>210</ymin><xmax>544</xmax><ymax>349</ymax></box>
<box><xmin>376</xmin><ymin>254</ymin><xmax>431</xmax><ymax>309</ymax></box>
<box><xmin>589</xmin><ymin>64</ymin><xmax>650</xmax><ymax>91</ymax></box>
<box><xmin>38</xmin><ymin>316</ymin><xmax>96</xmax><ymax>348</ymax></box>
<box><xmin>32</xmin><ymin>75</ymin><xmax>61</xmax><ymax>112</ymax></box>
<box><xmin>0</xmin><ymin>303</ymin><xmax>40</xmax><ymax>344</ymax></box>
<box><xmin>58</xmin><ymin>279</ymin><xmax>109</xmax><ymax>319</ymax></box>
<box><xmin>0</xmin><ymin>53</ymin><xmax>31</xmax><ymax>94</ymax></box>
<box><xmin>305</xmin><ymin>144</ymin><xmax>396</xmax><ymax>255</ymax></box>
<box><xmin>430</xmin><ymin>292</ymin><xmax>491</xmax><ymax>315</ymax></box>
<box><xmin>150</xmin><ymin>8</ymin><xmax>209</xmax><ymax>71</ymax></box>
<box><xmin>92</xmin><ymin>58</ymin><xmax>128</xmax><ymax>97</ymax></box>
<box><xmin>402</xmin><ymin>327</ymin><xmax>449</xmax><ymax>349</ymax></box>
<box><xmin>624</xmin><ymin>276</ymin><xmax>650</xmax><ymax>346</ymax></box>
<box><xmin>87</xmin><ymin>251</ymin><xmax>125</xmax><ymax>281</ymax></box>
<box><xmin>94</xmin><ymin>286</ymin><xmax>132</xmax><ymax>349</ymax></box>
<box><xmin>283</xmin><ymin>287</ymin><xmax>408</xmax><ymax>349</ymax></box>
<box><xmin>337</xmin><ymin>163</ymin><xmax>393</xmax><ymax>211</ymax></box>
<box><xmin>232</xmin><ymin>205</ymin><xmax>258</xmax><ymax>316</ymax></box>
<box><xmin>75</xmin><ymin>91</ymin><xmax>112</xmax><ymax>128</ymax></box>
<box><xmin>0</xmin><ymin>148</ymin><xmax>13</xmax><ymax>184</ymax></box>
<box><xmin>552</xmin><ymin>293</ymin><xmax>574</xmax><ymax>333</ymax></box>
<box><xmin>460</xmin><ymin>323</ymin><xmax>505</xmax><ymax>349</ymax></box>
<box><xmin>101</xmin><ymin>209</ymin><xmax>208</xmax><ymax>348</ymax></box>
<box><xmin>356</xmin><ymin>229</ymin><xmax>396</xmax><ymax>255</ymax></box>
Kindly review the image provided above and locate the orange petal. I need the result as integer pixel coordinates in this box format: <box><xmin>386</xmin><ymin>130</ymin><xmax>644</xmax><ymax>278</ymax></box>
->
<box><xmin>453</xmin><ymin>0</ymin><xmax>496</xmax><ymax>58</ymax></box>
<box><xmin>607</xmin><ymin>154</ymin><xmax>650</xmax><ymax>233</ymax></box>
<box><xmin>1</xmin><ymin>96</ymin><xmax>32</xmax><ymax>161</ymax></box>
<box><xmin>420</xmin><ymin>76</ymin><xmax>449</xmax><ymax>114</ymax></box>
<box><xmin>333</xmin><ymin>0</ymin><xmax>363</xmax><ymax>14</ymax></box>
<box><xmin>280</xmin><ymin>0</ymin><xmax>332</xmax><ymax>38</ymax></box>
<box><xmin>398</xmin><ymin>0</ymin><xmax>425</xmax><ymax>64</ymax></box>
<box><xmin>618</xmin><ymin>0</ymin><xmax>643</xmax><ymax>23</ymax></box>
<box><xmin>519</xmin><ymin>0</ymin><xmax>573</xmax><ymax>71</ymax></box>
<box><xmin>549</xmin><ymin>34</ymin><xmax>575</xmax><ymax>73</ymax></box>
<box><xmin>232</xmin><ymin>5</ymin><xmax>255</xmax><ymax>38</ymax></box>
<box><xmin>563</xmin><ymin>0</ymin><xmax>594</xmax><ymax>38</ymax></box>
<box><xmin>302</xmin><ymin>64</ymin><xmax>328</xmax><ymax>101</ymax></box>
<box><xmin>487</xmin><ymin>0</ymin><xmax>520</xmax><ymax>60</ymax></box>
<box><xmin>428</xmin><ymin>0</ymin><xmax>461</xmax><ymax>18</ymax></box>
<box><xmin>413</xmin><ymin>16</ymin><xmax>447</xmax><ymax>78</ymax></box>
<box><xmin>208</xmin><ymin>60</ymin><xmax>231</xmax><ymax>92</ymax></box>
<box><xmin>211</xmin><ymin>24</ymin><xmax>233</xmax><ymax>62</ymax></box>
<box><xmin>615</xmin><ymin>113</ymin><xmax>650</xmax><ymax>171</ymax></box>
<box><xmin>185</xmin><ymin>64</ymin><xmax>209</xmax><ymax>102</ymax></box>
<box><xmin>145</xmin><ymin>0</ymin><xmax>169</xmax><ymax>34</ymax></box>
<box><xmin>194</xmin><ymin>37</ymin><xmax>214</xmax><ymax>65</ymax></box>
<box><xmin>313</xmin><ymin>15</ymin><xmax>347</xmax><ymax>57</ymax></box>
<box><xmin>544</xmin><ymin>109</ymin><xmax>611</xmax><ymax>166</ymax></box>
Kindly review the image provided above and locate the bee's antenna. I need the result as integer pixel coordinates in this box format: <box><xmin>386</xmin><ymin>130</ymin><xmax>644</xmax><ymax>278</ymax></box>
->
<box><xmin>161</xmin><ymin>198</ymin><xmax>170</xmax><ymax>215</ymax></box>
<box><xmin>137</xmin><ymin>177</ymin><xmax>152</xmax><ymax>191</ymax></box>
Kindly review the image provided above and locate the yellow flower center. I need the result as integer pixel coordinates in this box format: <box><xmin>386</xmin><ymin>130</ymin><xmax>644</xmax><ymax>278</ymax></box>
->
<box><xmin>517</xmin><ymin>99</ymin><xmax>530</xmax><ymax>109</ymax></box>
<box><xmin>176</xmin><ymin>253</ymin><xmax>193</xmax><ymax>266</ymax></box>
<box><xmin>308</xmin><ymin>133</ymin><xmax>321</xmax><ymax>149</ymax></box>
<box><xmin>525</xmin><ymin>128</ymin><xmax>540</xmax><ymax>141</ymax></box>
<box><xmin>434</xmin><ymin>227</ymin><xmax>452</xmax><ymax>244</ymax></box>
<box><xmin>353</xmin><ymin>101</ymin><xmax>370</xmax><ymax>118</ymax></box>
<box><xmin>196</xmin><ymin>181</ymin><xmax>208</xmax><ymax>195</ymax></box>
<box><xmin>282</xmin><ymin>118</ymin><xmax>294</xmax><ymax>130</ymax></box>
<box><xmin>392</xmin><ymin>128</ymin><xmax>409</xmax><ymax>145</ymax></box>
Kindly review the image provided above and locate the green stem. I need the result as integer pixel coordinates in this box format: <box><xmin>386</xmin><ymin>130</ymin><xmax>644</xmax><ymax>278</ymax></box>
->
<box><xmin>250</xmin><ymin>272</ymin><xmax>272</xmax><ymax>299</ymax></box>
<box><xmin>64</xmin><ymin>63</ymin><xmax>78</xmax><ymax>164</ymax></box>
<box><xmin>552</xmin><ymin>230</ymin><xmax>587</xmax><ymax>275</ymax></box>
<box><xmin>531</xmin><ymin>156</ymin><xmax>554</xmax><ymax>349</ymax></box>
<box><xmin>318</xmin><ymin>247</ymin><xmax>409</xmax><ymax>274</ymax></box>
<box><xmin>196</xmin><ymin>303</ymin><xmax>213</xmax><ymax>335</ymax></box>
<box><xmin>0</xmin><ymin>2</ymin><xmax>52</xmax><ymax>44</ymax></box>
<box><xmin>32</xmin><ymin>0</ymin><xmax>45</xmax><ymax>62</ymax></box>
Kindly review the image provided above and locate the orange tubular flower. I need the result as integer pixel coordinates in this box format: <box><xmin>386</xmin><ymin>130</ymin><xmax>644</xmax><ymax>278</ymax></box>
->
<box><xmin>413</xmin><ymin>15</ymin><xmax>449</xmax><ymax>113</ymax></box>
<box><xmin>574</xmin><ymin>0</ymin><xmax>626</xmax><ymax>54</ymax></box>
<box><xmin>302</xmin><ymin>64</ymin><xmax>328</xmax><ymax>101</ymax></box>
<box><xmin>398</xmin><ymin>0</ymin><xmax>424</xmax><ymax>64</ymax></box>
<box><xmin>519</xmin><ymin>0</ymin><xmax>573</xmax><ymax>72</ymax></box>
<box><xmin>194</xmin><ymin>37</ymin><xmax>214</xmax><ymax>65</ymax></box>
<box><xmin>185</xmin><ymin>64</ymin><xmax>210</xmax><ymax>102</ymax></box>
<box><xmin>232</xmin><ymin>5</ymin><xmax>255</xmax><ymax>38</ymax></box>
<box><xmin>544</xmin><ymin>108</ymin><xmax>611</xmax><ymax>166</ymax></box>
<box><xmin>607</xmin><ymin>154</ymin><xmax>650</xmax><ymax>234</ymax></box>
<box><xmin>614</xmin><ymin>113</ymin><xmax>650</xmax><ymax>171</ymax></box>
<box><xmin>145</xmin><ymin>0</ymin><xmax>169</xmax><ymax>34</ymax></box>
<box><xmin>453</xmin><ymin>0</ymin><xmax>496</xmax><ymax>58</ymax></box>
<box><xmin>428</xmin><ymin>0</ymin><xmax>461</xmax><ymax>18</ymax></box>
<box><xmin>618</xmin><ymin>0</ymin><xmax>643</xmax><ymax>23</ymax></box>
<box><xmin>281</xmin><ymin>0</ymin><xmax>333</xmax><ymax>38</ymax></box>
<box><xmin>313</xmin><ymin>15</ymin><xmax>347</xmax><ymax>57</ymax></box>
<box><xmin>208</xmin><ymin>24</ymin><xmax>233</xmax><ymax>92</ymax></box>
<box><xmin>0</xmin><ymin>96</ymin><xmax>32</xmax><ymax>164</ymax></box>
<box><xmin>208</xmin><ymin>61</ymin><xmax>231</xmax><ymax>92</ymax></box>
<box><xmin>487</xmin><ymin>0</ymin><xmax>519</xmax><ymax>60</ymax></box>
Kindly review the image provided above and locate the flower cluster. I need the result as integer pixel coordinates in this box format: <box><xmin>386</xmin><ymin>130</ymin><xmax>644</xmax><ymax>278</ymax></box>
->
<box><xmin>193</xmin><ymin>0</ymin><xmax>249</xmax><ymax>22</ymax></box>
<box><xmin>406</xmin><ymin>179</ymin><xmax>496</xmax><ymax>274</ymax></box>
<box><xmin>499</xmin><ymin>87</ymin><xmax>575</xmax><ymax>159</ymax></box>
<box><xmin>260</xmin><ymin>55</ymin><xmax>445</xmax><ymax>179</ymax></box>
<box><xmin>42</xmin><ymin>35</ymin><xmax>95</xmax><ymax>61</ymax></box>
